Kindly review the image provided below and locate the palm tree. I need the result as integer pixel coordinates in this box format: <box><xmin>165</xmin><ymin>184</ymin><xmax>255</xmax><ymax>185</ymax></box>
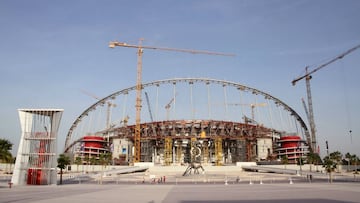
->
<box><xmin>0</xmin><ymin>139</ymin><xmax>13</xmax><ymax>163</ymax></box>
<box><xmin>343</xmin><ymin>152</ymin><xmax>352</xmax><ymax>171</ymax></box>
<box><xmin>329</xmin><ymin>151</ymin><xmax>342</xmax><ymax>172</ymax></box>
<box><xmin>307</xmin><ymin>152</ymin><xmax>322</xmax><ymax>172</ymax></box>
<box><xmin>74</xmin><ymin>156</ymin><xmax>82</xmax><ymax>173</ymax></box>
<box><xmin>343</xmin><ymin>152</ymin><xmax>358</xmax><ymax>165</ymax></box>
<box><xmin>99</xmin><ymin>152</ymin><xmax>112</xmax><ymax>166</ymax></box>
<box><xmin>281</xmin><ymin>155</ymin><xmax>288</xmax><ymax>169</ymax></box>
<box><xmin>0</xmin><ymin>139</ymin><xmax>13</xmax><ymax>174</ymax></box>
<box><xmin>90</xmin><ymin>156</ymin><xmax>97</xmax><ymax>171</ymax></box>
<box><xmin>354</xmin><ymin>155</ymin><xmax>360</xmax><ymax>174</ymax></box>
<box><xmin>82</xmin><ymin>156</ymin><xmax>90</xmax><ymax>173</ymax></box>
<box><xmin>98</xmin><ymin>152</ymin><xmax>111</xmax><ymax>184</ymax></box>
<box><xmin>323</xmin><ymin>154</ymin><xmax>337</xmax><ymax>183</ymax></box>
<box><xmin>343</xmin><ymin>152</ymin><xmax>359</xmax><ymax>173</ymax></box>
<box><xmin>57</xmin><ymin>154</ymin><xmax>70</xmax><ymax>185</ymax></box>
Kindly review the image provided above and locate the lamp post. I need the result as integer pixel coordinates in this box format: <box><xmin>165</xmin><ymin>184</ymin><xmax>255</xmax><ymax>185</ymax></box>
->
<box><xmin>297</xmin><ymin>145</ymin><xmax>302</xmax><ymax>175</ymax></box>
<box><xmin>296</xmin><ymin>141</ymin><xmax>302</xmax><ymax>175</ymax></box>
<box><xmin>345</xmin><ymin>158</ymin><xmax>350</xmax><ymax>172</ymax></box>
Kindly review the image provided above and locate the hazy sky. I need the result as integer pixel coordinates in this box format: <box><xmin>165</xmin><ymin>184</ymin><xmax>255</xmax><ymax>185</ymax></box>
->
<box><xmin>1</xmin><ymin>0</ymin><xmax>359</xmax><ymax>157</ymax></box>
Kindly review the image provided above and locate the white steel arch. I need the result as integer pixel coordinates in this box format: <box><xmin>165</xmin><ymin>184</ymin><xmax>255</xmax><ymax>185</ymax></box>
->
<box><xmin>64</xmin><ymin>78</ymin><xmax>310</xmax><ymax>153</ymax></box>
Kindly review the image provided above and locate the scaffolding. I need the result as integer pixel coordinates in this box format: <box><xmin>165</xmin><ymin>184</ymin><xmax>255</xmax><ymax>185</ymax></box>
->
<box><xmin>190</xmin><ymin>137</ymin><xmax>202</xmax><ymax>163</ymax></box>
<box><xmin>215</xmin><ymin>137</ymin><xmax>223</xmax><ymax>166</ymax></box>
<box><xmin>164</xmin><ymin>137</ymin><xmax>172</xmax><ymax>166</ymax></box>
<box><xmin>12</xmin><ymin>109</ymin><xmax>63</xmax><ymax>185</ymax></box>
<box><xmin>176</xmin><ymin>140</ymin><xmax>182</xmax><ymax>164</ymax></box>
<box><xmin>76</xmin><ymin>119</ymin><xmax>277</xmax><ymax>166</ymax></box>
<box><xmin>202</xmin><ymin>140</ymin><xmax>209</xmax><ymax>164</ymax></box>
<box><xmin>140</xmin><ymin>140</ymin><xmax>152</xmax><ymax>162</ymax></box>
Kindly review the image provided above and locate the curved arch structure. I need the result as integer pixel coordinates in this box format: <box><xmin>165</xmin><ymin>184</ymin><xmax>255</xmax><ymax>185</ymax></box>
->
<box><xmin>64</xmin><ymin>78</ymin><xmax>311</xmax><ymax>159</ymax></box>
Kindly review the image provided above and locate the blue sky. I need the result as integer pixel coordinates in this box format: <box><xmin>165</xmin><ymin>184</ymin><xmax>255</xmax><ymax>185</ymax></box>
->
<box><xmin>1</xmin><ymin>0</ymin><xmax>359</xmax><ymax>157</ymax></box>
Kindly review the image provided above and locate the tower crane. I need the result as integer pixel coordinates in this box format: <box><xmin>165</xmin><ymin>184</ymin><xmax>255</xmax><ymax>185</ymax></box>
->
<box><xmin>301</xmin><ymin>98</ymin><xmax>310</xmax><ymax>124</ymax></box>
<box><xmin>292</xmin><ymin>44</ymin><xmax>360</xmax><ymax>153</ymax></box>
<box><xmin>144</xmin><ymin>92</ymin><xmax>154</xmax><ymax>122</ymax></box>
<box><xmin>226</xmin><ymin>103</ymin><xmax>267</xmax><ymax>121</ymax></box>
<box><xmin>165</xmin><ymin>95</ymin><xmax>177</xmax><ymax>120</ymax></box>
<box><xmin>80</xmin><ymin>90</ymin><xmax>117</xmax><ymax>129</ymax></box>
<box><xmin>109</xmin><ymin>39</ymin><xmax>235</xmax><ymax>163</ymax></box>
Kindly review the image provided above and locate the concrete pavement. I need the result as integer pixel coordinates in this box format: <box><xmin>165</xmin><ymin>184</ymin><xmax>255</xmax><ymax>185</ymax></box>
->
<box><xmin>2</xmin><ymin>165</ymin><xmax>359</xmax><ymax>203</ymax></box>
<box><xmin>1</xmin><ymin>183</ymin><xmax>360</xmax><ymax>203</ymax></box>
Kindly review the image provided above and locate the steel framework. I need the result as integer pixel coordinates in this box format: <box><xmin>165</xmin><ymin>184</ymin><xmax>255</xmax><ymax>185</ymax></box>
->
<box><xmin>65</xmin><ymin>78</ymin><xmax>310</xmax><ymax>154</ymax></box>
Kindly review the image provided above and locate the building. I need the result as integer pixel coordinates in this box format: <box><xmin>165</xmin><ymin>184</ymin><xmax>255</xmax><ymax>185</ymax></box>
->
<box><xmin>74</xmin><ymin>135</ymin><xmax>110</xmax><ymax>164</ymax></box>
<box><xmin>72</xmin><ymin>120</ymin><xmax>283</xmax><ymax>165</ymax></box>
<box><xmin>275</xmin><ymin>135</ymin><xmax>309</xmax><ymax>164</ymax></box>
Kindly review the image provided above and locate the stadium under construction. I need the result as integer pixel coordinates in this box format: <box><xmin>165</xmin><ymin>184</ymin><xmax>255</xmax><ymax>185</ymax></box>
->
<box><xmin>64</xmin><ymin>78</ymin><xmax>310</xmax><ymax>166</ymax></box>
<box><xmin>12</xmin><ymin>42</ymin><xmax>360</xmax><ymax>186</ymax></box>
<box><xmin>74</xmin><ymin>120</ymin><xmax>308</xmax><ymax>166</ymax></box>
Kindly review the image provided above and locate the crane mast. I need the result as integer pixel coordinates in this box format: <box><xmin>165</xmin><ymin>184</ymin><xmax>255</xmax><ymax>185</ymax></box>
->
<box><xmin>305</xmin><ymin>67</ymin><xmax>317</xmax><ymax>152</ymax></box>
<box><xmin>145</xmin><ymin>92</ymin><xmax>154</xmax><ymax>122</ymax></box>
<box><xmin>292</xmin><ymin>44</ymin><xmax>360</xmax><ymax>153</ymax></box>
<box><xmin>109</xmin><ymin>39</ymin><xmax>234</xmax><ymax>163</ymax></box>
<box><xmin>301</xmin><ymin>98</ymin><xmax>310</xmax><ymax>123</ymax></box>
<box><xmin>134</xmin><ymin>40</ymin><xmax>143</xmax><ymax>163</ymax></box>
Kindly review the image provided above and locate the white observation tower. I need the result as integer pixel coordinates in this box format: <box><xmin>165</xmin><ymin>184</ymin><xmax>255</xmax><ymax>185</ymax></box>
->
<box><xmin>11</xmin><ymin>109</ymin><xmax>63</xmax><ymax>185</ymax></box>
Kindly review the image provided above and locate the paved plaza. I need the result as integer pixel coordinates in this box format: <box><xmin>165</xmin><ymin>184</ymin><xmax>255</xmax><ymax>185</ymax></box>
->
<box><xmin>1</xmin><ymin>182</ymin><xmax>360</xmax><ymax>203</ymax></box>
<box><xmin>1</xmin><ymin>165</ymin><xmax>360</xmax><ymax>203</ymax></box>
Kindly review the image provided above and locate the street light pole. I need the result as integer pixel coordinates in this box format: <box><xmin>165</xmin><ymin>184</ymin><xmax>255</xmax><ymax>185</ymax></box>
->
<box><xmin>299</xmin><ymin>148</ymin><xmax>302</xmax><ymax>176</ymax></box>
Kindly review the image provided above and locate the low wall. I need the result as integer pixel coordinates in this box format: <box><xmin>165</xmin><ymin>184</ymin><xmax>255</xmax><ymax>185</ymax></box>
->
<box><xmin>1</xmin><ymin>163</ymin><xmax>358</xmax><ymax>174</ymax></box>
<box><xmin>0</xmin><ymin>163</ymin><xmax>14</xmax><ymax>173</ymax></box>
